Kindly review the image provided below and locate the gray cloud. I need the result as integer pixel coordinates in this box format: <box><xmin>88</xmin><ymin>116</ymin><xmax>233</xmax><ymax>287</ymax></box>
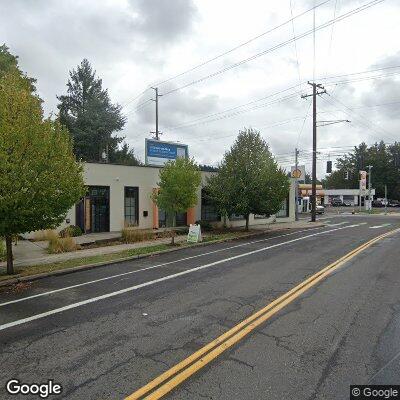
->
<box><xmin>129</xmin><ymin>0</ymin><xmax>198</xmax><ymax>43</ymax></box>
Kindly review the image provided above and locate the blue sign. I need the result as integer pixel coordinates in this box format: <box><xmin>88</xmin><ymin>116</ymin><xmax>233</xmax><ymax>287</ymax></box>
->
<box><xmin>145</xmin><ymin>139</ymin><xmax>188</xmax><ymax>166</ymax></box>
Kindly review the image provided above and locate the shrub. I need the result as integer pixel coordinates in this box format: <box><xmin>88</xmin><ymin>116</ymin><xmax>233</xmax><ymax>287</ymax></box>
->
<box><xmin>0</xmin><ymin>240</ymin><xmax>6</xmax><ymax>262</ymax></box>
<box><xmin>121</xmin><ymin>228</ymin><xmax>155</xmax><ymax>243</ymax></box>
<box><xmin>59</xmin><ymin>225</ymin><xmax>83</xmax><ymax>238</ymax></box>
<box><xmin>195</xmin><ymin>220</ymin><xmax>213</xmax><ymax>232</ymax></box>
<box><xmin>48</xmin><ymin>236</ymin><xmax>78</xmax><ymax>253</ymax></box>
<box><xmin>33</xmin><ymin>229</ymin><xmax>58</xmax><ymax>241</ymax></box>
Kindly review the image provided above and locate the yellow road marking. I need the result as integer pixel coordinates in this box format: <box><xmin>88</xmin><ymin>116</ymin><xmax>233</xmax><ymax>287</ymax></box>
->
<box><xmin>125</xmin><ymin>227</ymin><xmax>400</xmax><ymax>400</ymax></box>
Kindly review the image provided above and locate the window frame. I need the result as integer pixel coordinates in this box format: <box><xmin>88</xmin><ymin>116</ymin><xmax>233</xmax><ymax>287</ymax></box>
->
<box><xmin>124</xmin><ymin>186</ymin><xmax>139</xmax><ymax>226</ymax></box>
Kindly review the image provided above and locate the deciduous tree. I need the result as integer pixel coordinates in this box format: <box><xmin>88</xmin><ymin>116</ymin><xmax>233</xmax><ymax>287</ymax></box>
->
<box><xmin>152</xmin><ymin>158</ymin><xmax>201</xmax><ymax>244</ymax></box>
<box><xmin>0</xmin><ymin>61</ymin><xmax>85</xmax><ymax>274</ymax></box>
<box><xmin>206</xmin><ymin>128</ymin><xmax>289</xmax><ymax>230</ymax></box>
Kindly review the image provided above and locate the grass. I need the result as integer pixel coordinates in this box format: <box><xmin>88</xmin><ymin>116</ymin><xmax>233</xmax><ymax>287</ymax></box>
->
<box><xmin>0</xmin><ymin>229</ymin><xmax>258</xmax><ymax>282</ymax></box>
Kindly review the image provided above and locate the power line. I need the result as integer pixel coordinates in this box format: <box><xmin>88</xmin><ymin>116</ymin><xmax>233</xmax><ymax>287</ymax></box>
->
<box><xmin>324</xmin><ymin>0</ymin><xmax>339</xmax><ymax>79</ymax></box>
<box><xmin>153</xmin><ymin>0</ymin><xmax>332</xmax><ymax>88</ymax></box>
<box><xmin>327</xmin><ymin>93</ymin><xmax>396</xmax><ymax>141</ymax></box>
<box><xmin>165</xmin><ymin>83</ymin><xmax>302</xmax><ymax>130</ymax></box>
<box><xmin>289</xmin><ymin>0</ymin><xmax>303</xmax><ymax>91</ymax></box>
<box><xmin>121</xmin><ymin>87</ymin><xmax>151</xmax><ymax>109</ymax></box>
<box><xmin>161</xmin><ymin>0</ymin><xmax>385</xmax><ymax>97</ymax></box>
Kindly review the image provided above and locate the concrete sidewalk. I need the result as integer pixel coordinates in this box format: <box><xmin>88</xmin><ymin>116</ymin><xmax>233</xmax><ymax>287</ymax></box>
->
<box><xmin>0</xmin><ymin>220</ymin><xmax>322</xmax><ymax>269</ymax></box>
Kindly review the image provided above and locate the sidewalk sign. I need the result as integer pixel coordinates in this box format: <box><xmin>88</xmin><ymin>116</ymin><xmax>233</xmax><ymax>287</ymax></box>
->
<box><xmin>187</xmin><ymin>224</ymin><xmax>202</xmax><ymax>243</ymax></box>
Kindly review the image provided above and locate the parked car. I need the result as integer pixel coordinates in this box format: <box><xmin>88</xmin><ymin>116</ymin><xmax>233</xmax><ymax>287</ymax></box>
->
<box><xmin>316</xmin><ymin>205</ymin><xmax>325</xmax><ymax>214</ymax></box>
<box><xmin>343</xmin><ymin>200</ymin><xmax>353</xmax><ymax>207</ymax></box>
<box><xmin>389</xmin><ymin>200</ymin><xmax>400</xmax><ymax>207</ymax></box>
<box><xmin>372</xmin><ymin>200</ymin><xmax>384</xmax><ymax>208</ymax></box>
<box><xmin>331</xmin><ymin>198</ymin><xmax>343</xmax><ymax>207</ymax></box>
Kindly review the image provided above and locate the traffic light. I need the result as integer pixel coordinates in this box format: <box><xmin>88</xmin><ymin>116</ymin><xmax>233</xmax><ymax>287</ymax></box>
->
<box><xmin>344</xmin><ymin>171</ymin><xmax>349</xmax><ymax>180</ymax></box>
<box><xmin>326</xmin><ymin>161</ymin><xmax>332</xmax><ymax>173</ymax></box>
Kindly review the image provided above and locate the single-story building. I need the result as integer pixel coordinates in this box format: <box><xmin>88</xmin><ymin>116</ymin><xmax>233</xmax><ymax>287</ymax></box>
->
<box><xmin>324</xmin><ymin>188</ymin><xmax>376</xmax><ymax>206</ymax></box>
<box><xmin>51</xmin><ymin>162</ymin><xmax>296</xmax><ymax>234</ymax></box>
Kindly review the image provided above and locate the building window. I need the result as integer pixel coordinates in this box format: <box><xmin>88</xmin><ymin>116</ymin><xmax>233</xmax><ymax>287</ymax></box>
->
<box><xmin>276</xmin><ymin>195</ymin><xmax>290</xmax><ymax>218</ymax></box>
<box><xmin>158</xmin><ymin>210</ymin><xmax>187</xmax><ymax>227</ymax></box>
<box><xmin>125</xmin><ymin>187</ymin><xmax>139</xmax><ymax>226</ymax></box>
<box><xmin>201</xmin><ymin>189</ymin><xmax>220</xmax><ymax>221</ymax></box>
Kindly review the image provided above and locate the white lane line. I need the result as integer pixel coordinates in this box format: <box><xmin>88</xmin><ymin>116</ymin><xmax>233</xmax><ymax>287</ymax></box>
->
<box><xmin>0</xmin><ymin>226</ymin><xmax>327</xmax><ymax>307</ymax></box>
<box><xmin>326</xmin><ymin>221</ymin><xmax>349</xmax><ymax>227</ymax></box>
<box><xmin>0</xmin><ymin>223</ymin><xmax>366</xmax><ymax>331</ymax></box>
<box><xmin>369</xmin><ymin>223</ymin><xmax>392</xmax><ymax>229</ymax></box>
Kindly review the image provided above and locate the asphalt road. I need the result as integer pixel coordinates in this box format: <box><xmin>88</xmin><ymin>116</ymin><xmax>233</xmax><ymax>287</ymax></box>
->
<box><xmin>1</xmin><ymin>215</ymin><xmax>400</xmax><ymax>399</ymax></box>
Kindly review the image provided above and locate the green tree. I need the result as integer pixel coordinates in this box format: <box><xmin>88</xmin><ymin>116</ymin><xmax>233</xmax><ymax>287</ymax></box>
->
<box><xmin>152</xmin><ymin>158</ymin><xmax>201</xmax><ymax>244</ymax></box>
<box><xmin>110</xmin><ymin>142</ymin><xmax>141</xmax><ymax>166</ymax></box>
<box><xmin>0</xmin><ymin>68</ymin><xmax>85</xmax><ymax>274</ymax></box>
<box><xmin>0</xmin><ymin>44</ymin><xmax>36</xmax><ymax>92</ymax></box>
<box><xmin>206</xmin><ymin>128</ymin><xmax>289</xmax><ymax>230</ymax></box>
<box><xmin>323</xmin><ymin>141</ymin><xmax>400</xmax><ymax>199</ymax></box>
<box><xmin>57</xmin><ymin>59</ymin><xmax>139</xmax><ymax>165</ymax></box>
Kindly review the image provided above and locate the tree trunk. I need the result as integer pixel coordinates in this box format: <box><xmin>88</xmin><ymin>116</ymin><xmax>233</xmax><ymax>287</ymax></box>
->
<box><xmin>245</xmin><ymin>214</ymin><xmax>250</xmax><ymax>231</ymax></box>
<box><xmin>171</xmin><ymin>213</ymin><xmax>176</xmax><ymax>245</ymax></box>
<box><xmin>5</xmin><ymin>235</ymin><xmax>14</xmax><ymax>275</ymax></box>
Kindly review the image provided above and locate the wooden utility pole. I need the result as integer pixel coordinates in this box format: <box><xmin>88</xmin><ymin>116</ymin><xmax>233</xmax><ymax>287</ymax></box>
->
<box><xmin>301</xmin><ymin>82</ymin><xmax>326</xmax><ymax>222</ymax></box>
<box><xmin>151</xmin><ymin>87</ymin><xmax>162</xmax><ymax>140</ymax></box>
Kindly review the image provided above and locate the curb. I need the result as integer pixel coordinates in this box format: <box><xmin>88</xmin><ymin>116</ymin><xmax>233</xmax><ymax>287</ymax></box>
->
<box><xmin>0</xmin><ymin>224</ymin><xmax>324</xmax><ymax>288</ymax></box>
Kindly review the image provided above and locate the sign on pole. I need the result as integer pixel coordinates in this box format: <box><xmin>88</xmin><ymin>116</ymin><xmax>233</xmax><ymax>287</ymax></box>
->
<box><xmin>187</xmin><ymin>224</ymin><xmax>202</xmax><ymax>243</ymax></box>
<box><xmin>145</xmin><ymin>139</ymin><xmax>188</xmax><ymax>167</ymax></box>
<box><xmin>359</xmin><ymin>170</ymin><xmax>367</xmax><ymax>194</ymax></box>
<box><xmin>291</xmin><ymin>165</ymin><xmax>306</xmax><ymax>181</ymax></box>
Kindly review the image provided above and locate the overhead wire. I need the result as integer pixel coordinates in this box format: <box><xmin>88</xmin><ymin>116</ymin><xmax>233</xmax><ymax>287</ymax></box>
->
<box><xmin>161</xmin><ymin>0</ymin><xmax>385</xmax><ymax>97</ymax></box>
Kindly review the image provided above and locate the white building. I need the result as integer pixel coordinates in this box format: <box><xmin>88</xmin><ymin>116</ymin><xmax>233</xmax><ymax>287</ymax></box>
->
<box><xmin>324</xmin><ymin>188</ymin><xmax>376</xmax><ymax>206</ymax></box>
<box><xmin>56</xmin><ymin>163</ymin><xmax>296</xmax><ymax>234</ymax></box>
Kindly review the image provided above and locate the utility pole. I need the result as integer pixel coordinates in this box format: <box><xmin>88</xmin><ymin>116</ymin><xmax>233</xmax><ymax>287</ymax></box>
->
<box><xmin>151</xmin><ymin>87</ymin><xmax>162</xmax><ymax>140</ymax></box>
<box><xmin>367</xmin><ymin>165</ymin><xmax>373</xmax><ymax>213</ymax></box>
<box><xmin>301</xmin><ymin>82</ymin><xmax>326</xmax><ymax>222</ymax></box>
<box><xmin>295</xmin><ymin>148</ymin><xmax>299</xmax><ymax>221</ymax></box>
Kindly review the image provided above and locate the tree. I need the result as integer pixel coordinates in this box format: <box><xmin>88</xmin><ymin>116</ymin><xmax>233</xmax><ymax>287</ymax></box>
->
<box><xmin>57</xmin><ymin>59</ymin><xmax>139</xmax><ymax>164</ymax></box>
<box><xmin>0</xmin><ymin>44</ymin><xmax>36</xmax><ymax>92</ymax></box>
<box><xmin>152</xmin><ymin>158</ymin><xmax>201</xmax><ymax>244</ymax></box>
<box><xmin>206</xmin><ymin>128</ymin><xmax>289</xmax><ymax>230</ymax></box>
<box><xmin>109</xmin><ymin>142</ymin><xmax>141</xmax><ymax>166</ymax></box>
<box><xmin>323</xmin><ymin>141</ymin><xmax>400</xmax><ymax>199</ymax></box>
<box><xmin>0</xmin><ymin>66</ymin><xmax>85</xmax><ymax>274</ymax></box>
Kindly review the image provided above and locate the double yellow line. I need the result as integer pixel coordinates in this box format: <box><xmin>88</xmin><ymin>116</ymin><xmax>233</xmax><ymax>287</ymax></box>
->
<box><xmin>126</xmin><ymin>227</ymin><xmax>400</xmax><ymax>400</ymax></box>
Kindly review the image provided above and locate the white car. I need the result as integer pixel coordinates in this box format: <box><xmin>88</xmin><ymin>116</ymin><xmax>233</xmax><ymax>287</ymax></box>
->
<box><xmin>316</xmin><ymin>205</ymin><xmax>325</xmax><ymax>214</ymax></box>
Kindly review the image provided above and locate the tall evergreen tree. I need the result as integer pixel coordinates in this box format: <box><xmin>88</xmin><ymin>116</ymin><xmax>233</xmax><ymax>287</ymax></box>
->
<box><xmin>57</xmin><ymin>59</ymin><xmax>139</xmax><ymax>164</ymax></box>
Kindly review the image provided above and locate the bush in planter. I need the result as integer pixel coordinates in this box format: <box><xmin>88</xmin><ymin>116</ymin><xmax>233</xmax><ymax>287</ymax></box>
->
<box><xmin>195</xmin><ymin>220</ymin><xmax>213</xmax><ymax>232</ymax></box>
<box><xmin>48</xmin><ymin>236</ymin><xmax>78</xmax><ymax>253</ymax></box>
<box><xmin>121</xmin><ymin>228</ymin><xmax>155</xmax><ymax>243</ymax></box>
<box><xmin>59</xmin><ymin>225</ymin><xmax>83</xmax><ymax>238</ymax></box>
<box><xmin>0</xmin><ymin>240</ymin><xmax>6</xmax><ymax>262</ymax></box>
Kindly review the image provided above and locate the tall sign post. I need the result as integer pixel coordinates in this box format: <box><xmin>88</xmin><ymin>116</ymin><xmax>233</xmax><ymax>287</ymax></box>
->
<box><xmin>359</xmin><ymin>170</ymin><xmax>367</xmax><ymax>212</ymax></box>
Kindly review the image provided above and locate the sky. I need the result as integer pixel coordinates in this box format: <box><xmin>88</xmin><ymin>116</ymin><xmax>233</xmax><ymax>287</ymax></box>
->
<box><xmin>1</xmin><ymin>0</ymin><xmax>399</xmax><ymax>178</ymax></box>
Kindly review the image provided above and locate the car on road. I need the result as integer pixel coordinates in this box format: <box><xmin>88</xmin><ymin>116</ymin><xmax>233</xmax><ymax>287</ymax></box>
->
<box><xmin>316</xmin><ymin>205</ymin><xmax>325</xmax><ymax>214</ymax></box>
<box><xmin>372</xmin><ymin>199</ymin><xmax>385</xmax><ymax>208</ymax></box>
<box><xmin>331</xmin><ymin>198</ymin><xmax>343</xmax><ymax>207</ymax></box>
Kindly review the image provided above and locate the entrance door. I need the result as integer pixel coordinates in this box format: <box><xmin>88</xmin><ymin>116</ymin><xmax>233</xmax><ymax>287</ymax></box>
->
<box><xmin>89</xmin><ymin>186</ymin><xmax>110</xmax><ymax>232</ymax></box>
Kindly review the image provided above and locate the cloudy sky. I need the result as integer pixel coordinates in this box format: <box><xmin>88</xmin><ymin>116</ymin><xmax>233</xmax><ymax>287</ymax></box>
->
<box><xmin>1</xmin><ymin>0</ymin><xmax>399</xmax><ymax>177</ymax></box>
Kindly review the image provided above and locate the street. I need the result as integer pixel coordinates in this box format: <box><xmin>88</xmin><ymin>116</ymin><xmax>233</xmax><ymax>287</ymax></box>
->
<box><xmin>1</xmin><ymin>215</ymin><xmax>400</xmax><ymax>399</ymax></box>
